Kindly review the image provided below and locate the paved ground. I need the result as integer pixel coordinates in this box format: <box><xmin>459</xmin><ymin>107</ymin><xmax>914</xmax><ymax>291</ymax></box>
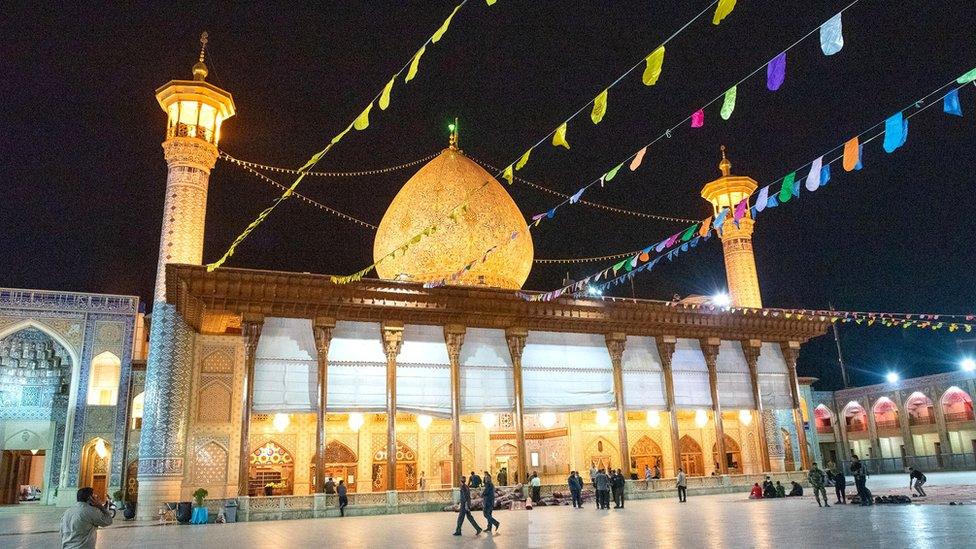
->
<box><xmin>5</xmin><ymin>473</ymin><xmax>976</xmax><ymax>548</ymax></box>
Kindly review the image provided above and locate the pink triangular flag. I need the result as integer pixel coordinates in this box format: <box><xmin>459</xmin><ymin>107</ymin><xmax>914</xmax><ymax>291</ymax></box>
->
<box><xmin>630</xmin><ymin>146</ymin><xmax>647</xmax><ymax>171</ymax></box>
<box><xmin>691</xmin><ymin>109</ymin><xmax>704</xmax><ymax>128</ymax></box>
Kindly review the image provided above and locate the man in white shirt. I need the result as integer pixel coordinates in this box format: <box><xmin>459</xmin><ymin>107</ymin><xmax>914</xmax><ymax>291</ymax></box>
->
<box><xmin>60</xmin><ymin>487</ymin><xmax>114</xmax><ymax>549</ymax></box>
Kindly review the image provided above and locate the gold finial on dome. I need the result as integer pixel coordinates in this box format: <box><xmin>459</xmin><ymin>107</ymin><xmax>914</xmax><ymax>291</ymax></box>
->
<box><xmin>719</xmin><ymin>145</ymin><xmax>732</xmax><ymax>177</ymax></box>
<box><xmin>192</xmin><ymin>31</ymin><xmax>209</xmax><ymax>81</ymax></box>
<box><xmin>448</xmin><ymin>117</ymin><xmax>460</xmax><ymax>150</ymax></box>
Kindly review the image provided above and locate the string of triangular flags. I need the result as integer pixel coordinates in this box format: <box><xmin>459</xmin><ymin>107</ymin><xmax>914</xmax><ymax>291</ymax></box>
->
<box><xmin>207</xmin><ymin>0</ymin><xmax>477</xmax><ymax>272</ymax></box>
<box><xmin>516</xmin><ymin>70</ymin><xmax>975</xmax><ymax>307</ymax></box>
<box><xmin>524</xmin><ymin>6</ymin><xmax>858</xmax><ymax>231</ymax></box>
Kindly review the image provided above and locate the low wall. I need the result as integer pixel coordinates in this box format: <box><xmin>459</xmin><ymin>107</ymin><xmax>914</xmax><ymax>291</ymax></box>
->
<box><xmin>195</xmin><ymin>472</ymin><xmax>808</xmax><ymax>522</ymax></box>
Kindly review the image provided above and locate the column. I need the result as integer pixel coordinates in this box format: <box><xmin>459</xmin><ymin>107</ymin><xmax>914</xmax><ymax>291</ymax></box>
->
<box><xmin>444</xmin><ymin>324</ymin><xmax>466</xmax><ymax>487</ymax></box>
<box><xmin>865</xmin><ymin>396</ymin><xmax>881</xmax><ymax>461</ymax></box>
<box><xmin>741</xmin><ymin>340</ymin><xmax>771</xmax><ymax>472</ymax></box>
<box><xmin>505</xmin><ymin>328</ymin><xmax>528</xmax><ymax>483</ymax></box>
<box><xmin>895</xmin><ymin>390</ymin><xmax>916</xmax><ymax>462</ymax></box>
<box><xmin>237</xmin><ymin>314</ymin><xmax>264</xmax><ymax>497</ymax></box>
<box><xmin>313</xmin><ymin>317</ymin><xmax>335</xmax><ymax>493</ymax></box>
<box><xmin>656</xmin><ymin>336</ymin><xmax>681</xmax><ymax>476</ymax></box>
<box><xmin>781</xmin><ymin>341</ymin><xmax>810</xmax><ymax>470</ymax></box>
<box><xmin>836</xmin><ymin>396</ymin><xmax>852</xmax><ymax>460</ymax></box>
<box><xmin>932</xmin><ymin>390</ymin><xmax>953</xmax><ymax>463</ymax></box>
<box><xmin>606</xmin><ymin>332</ymin><xmax>630</xmax><ymax>476</ymax></box>
<box><xmin>701</xmin><ymin>338</ymin><xmax>727</xmax><ymax>475</ymax></box>
<box><xmin>381</xmin><ymin>322</ymin><xmax>404</xmax><ymax>492</ymax></box>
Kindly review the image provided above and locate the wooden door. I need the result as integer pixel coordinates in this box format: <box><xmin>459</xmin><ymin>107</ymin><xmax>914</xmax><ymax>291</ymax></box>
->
<box><xmin>439</xmin><ymin>460</ymin><xmax>452</xmax><ymax>488</ymax></box>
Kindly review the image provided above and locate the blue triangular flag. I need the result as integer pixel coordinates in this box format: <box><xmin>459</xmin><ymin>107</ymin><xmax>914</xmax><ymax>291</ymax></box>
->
<box><xmin>883</xmin><ymin>112</ymin><xmax>905</xmax><ymax>153</ymax></box>
<box><xmin>766</xmin><ymin>195</ymin><xmax>779</xmax><ymax>208</ymax></box>
<box><xmin>820</xmin><ymin>164</ymin><xmax>831</xmax><ymax>186</ymax></box>
<box><xmin>855</xmin><ymin>144</ymin><xmax>864</xmax><ymax>170</ymax></box>
<box><xmin>944</xmin><ymin>89</ymin><xmax>963</xmax><ymax>117</ymax></box>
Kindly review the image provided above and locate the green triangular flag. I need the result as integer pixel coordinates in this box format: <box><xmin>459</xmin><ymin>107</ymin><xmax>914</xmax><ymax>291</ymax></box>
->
<box><xmin>778</xmin><ymin>172</ymin><xmax>795</xmax><ymax>203</ymax></box>
<box><xmin>604</xmin><ymin>162</ymin><xmax>623</xmax><ymax>182</ymax></box>
<box><xmin>720</xmin><ymin>86</ymin><xmax>737</xmax><ymax>120</ymax></box>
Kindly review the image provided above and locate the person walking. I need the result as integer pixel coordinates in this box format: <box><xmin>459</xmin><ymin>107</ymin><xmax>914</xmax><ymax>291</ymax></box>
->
<box><xmin>60</xmin><ymin>487</ymin><xmax>114</xmax><ymax>549</ymax></box>
<box><xmin>676</xmin><ymin>468</ymin><xmax>687</xmax><ymax>502</ymax></box>
<box><xmin>337</xmin><ymin>480</ymin><xmax>348</xmax><ymax>516</ymax></box>
<box><xmin>829</xmin><ymin>462</ymin><xmax>846</xmax><ymax>504</ymax></box>
<box><xmin>419</xmin><ymin>471</ymin><xmax>427</xmax><ymax>492</ymax></box>
<box><xmin>482</xmin><ymin>473</ymin><xmax>501</xmax><ymax>533</ymax></box>
<box><xmin>850</xmin><ymin>455</ymin><xmax>872</xmax><ymax>506</ymax></box>
<box><xmin>808</xmin><ymin>462</ymin><xmax>829</xmax><ymax>508</ymax></box>
<box><xmin>453</xmin><ymin>476</ymin><xmax>483</xmax><ymax>536</ymax></box>
<box><xmin>644</xmin><ymin>464</ymin><xmax>653</xmax><ymax>489</ymax></box>
<box><xmin>594</xmin><ymin>468</ymin><xmax>610</xmax><ymax>509</ymax></box>
<box><xmin>529</xmin><ymin>471</ymin><xmax>542</xmax><ymax>504</ymax></box>
<box><xmin>612</xmin><ymin>469</ymin><xmax>626</xmax><ymax>509</ymax></box>
<box><xmin>568</xmin><ymin>471</ymin><xmax>583</xmax><ymax>508</ymax></box>
<box><xmin>324</xmin><ymin>477</ymin><xmax>336</xmax><ymax>494</ymax></box>
<box><xmin>908</xmin><ymin>467</ymin><xmax>927</xmax><ymax>497</ymax></box>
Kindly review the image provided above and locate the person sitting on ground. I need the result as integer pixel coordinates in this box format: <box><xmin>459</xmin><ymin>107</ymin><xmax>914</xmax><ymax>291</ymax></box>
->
<box><xmin>788</xmin><ymin>481</ymin><xmax>804</xmax><ymax>497</ymax></box>
<box><xmin>762</xmin><ymin>476</ymin><xmax>776</xmax><ymax>498</ymax></box>
<box><xmin>908</xmin><ymin>467</ymin><xmax>927</xmax><ymax>497</ymax></box>
<box><xmin>749</xmin><ymin>483</ymin><xmax>763</xmax><ymax>499</ymax></box>
<box><xmin>775</xmin><ymin>481</ymin><xmax>786</xmax><ymax>498</ymax></box>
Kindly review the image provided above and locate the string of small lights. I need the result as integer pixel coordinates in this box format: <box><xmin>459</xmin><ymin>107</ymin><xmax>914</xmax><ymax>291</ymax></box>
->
<box><xmin>219</xmin><ymin>150</ymin><xmax>438</xmax><ymax>177</ymax></box>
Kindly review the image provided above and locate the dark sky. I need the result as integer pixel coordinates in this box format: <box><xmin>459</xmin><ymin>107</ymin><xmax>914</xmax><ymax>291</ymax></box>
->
<box><xmin>2</xmin><ymin>1</ymin><xmax>975</xmax><ymax>390</ymax></box>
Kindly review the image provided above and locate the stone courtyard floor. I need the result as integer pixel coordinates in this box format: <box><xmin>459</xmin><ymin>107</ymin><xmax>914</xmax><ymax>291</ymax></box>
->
<box><xmin>4</xmin><ymin>472</ymin><xmax>976</xmax><ymax>548</ymax></box>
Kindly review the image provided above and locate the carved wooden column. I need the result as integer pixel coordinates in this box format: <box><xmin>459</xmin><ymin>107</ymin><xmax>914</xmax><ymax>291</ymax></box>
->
<box><xmin>742</xmin><ymin>340</ymin><xmax>771</xmax><ymax>471</ymax></box>
<box><xmin>382</xmin><ymin>322</ymin><xmax>404</xmax><ymax>491</ymax></box>
<box><xmin>313</xmin><ymin>317</ymin><xmax>335</xmax><ymax>493</ymax></box>
<box><xmin>445</xmin><ymin>324</ymin><xmax>466</xmax><ymax>488</ymax></box>
<box><xmin>701</xmin><ymin>338</ymin><xmax>727</xmax><ymax>475</ymax></box>
<box><xmin>781</xmin><ymin>341</ymin><xmax>811</xmax><ymax>469</ymax></box>
<box><xmin>505</xmin><ymin>327</ymin><xmax>528</xmax><ymax>483</ymax></box>
<box><xmin>238</xmin><ymin>313</ymin><xmax>264</xmax><ymax>496</ymax></box>
<box><xmin>606</xmin><ymin>332</ymin><xmax>630</xmax><ymax>476</ymax></box>
<box><xmin>656</xmin><ymin>336</ymin><xmax>681</xmax><ymax>476</ymax></box>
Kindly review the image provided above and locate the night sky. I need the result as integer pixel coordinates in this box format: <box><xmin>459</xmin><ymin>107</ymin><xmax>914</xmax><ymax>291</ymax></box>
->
<box><xmin>3</xmin><ymin>1</ymin><xmax>975</xmax><ymax>390</ymax></box>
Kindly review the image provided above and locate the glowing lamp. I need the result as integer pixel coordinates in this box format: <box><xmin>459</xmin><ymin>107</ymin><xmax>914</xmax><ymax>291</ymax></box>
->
<box><xmin>30</xmin><ymin>449</ymin><xmax>39</xmax><ymax>456</ymax></box>
<box><xmin>348</xmin><ymin>413</ymin><xmax>365</xmax><ymax>432</ymax></box>
<box><xmin>417</xmin><ymin>414</ymin><xmax>433</xmax><ymax>430</ymax></box>
<box><xmin>885</xmin><ymin>371</ymin><xmax>900</xmax><ymax>383</ymax></box>
<box><xmin>587</xmin><ymin>286</ymin><xmax>603</xmax><ymax>297</ymax></box>
<box><xmin>94</xmin><ymin>438</ymin><xmax>108</xmax><ymax>459</ymax></box>
<box><xmin>539</xmin><ymin>412</ymin><xmax>557</xmax><ymax>429</ymax></box>
<box><xmin>481</xmin><ymin>412</ymin><xmax>497</xmax><ymax>428</ymax></box>
<box><xmin>595</xmin><ymin>409</ymin><xmax>611</xmax><ymax>426</ymax></box>
<box><xmin>272</xmin><ymin>413</ymin><xmax>290</xmax><ymax>432</ymax></box>
<box><xmin>646</xmin><ymin>410</ymin><xmax>661</xmax><ymax>428</ymax></box>
<box><xmin>711</xmin><ymin>292</ymin><xmax>731</xmax><ymax>308</ymax></box>
<box><xmin>961</xmin><ymin>358</ymin><xmax>976</xmax><ymax>372</ymax></box>
<box><xmin>739</xmin><ymin>409</ymin><xmax>753</xmax><ymax>426</ymax></box>
<box><xmin>694</xmin><ymin>410</ymin><xmax>709</xmax><ymax>428</ymax></box>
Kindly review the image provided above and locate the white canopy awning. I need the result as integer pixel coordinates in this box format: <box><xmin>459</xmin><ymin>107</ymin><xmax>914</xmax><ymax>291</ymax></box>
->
<box><xmin>671</xmin><ymin>338</ymin><xmax>712</xmax><ymax>409</ymax></box>
<box><xmin>621</xmin><ymin>335</ymin><xmax>667</xmax><ymax>410</ymax></box>
<box><xmin>396</xmin><ymin>324</ymin><xmax>451</xmax><ymax>417</ymax></box>
<box><xmin>326</xmin><ymin>321</ymin><xmax>387</xmax><ymax>412</ymax></box>
<box><xmin>757</xmin><ymin>342</ymin><xmax>794</xmax><ymax>410</ymax></box>
<box><xmin>521</xmin><ymin>331</ymin><xmax>614</xmax><ymax>413</ymax></box>
<box><xmin>459</xmin><ymin>328</ymin><xmax>514</xmax><ymax>413</ymax></box>
<box><xmin>253</xmin><ymin>317</ymin><xmax>317</xmax><ymax>412</ymax></box>
<box><xmin>715</xmin><ymin>340</ymin><xmax>756</xmax><ymax>409</ymax></box>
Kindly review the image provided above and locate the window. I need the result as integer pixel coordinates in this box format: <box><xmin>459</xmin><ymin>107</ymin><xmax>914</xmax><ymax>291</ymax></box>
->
<box><xmin>87</xmin><ymin>351</ymin><xmax>121</xmax><ymax>405</ymax></box>
<box><xmin>131</xmin><ymin>392</ymin><xmax>145</xmax><ymax>429</ymax></box>
<box><xmin>530</xmin><ymin>452</ymin><xmax>540</xmax><ymax>467</ymax></box>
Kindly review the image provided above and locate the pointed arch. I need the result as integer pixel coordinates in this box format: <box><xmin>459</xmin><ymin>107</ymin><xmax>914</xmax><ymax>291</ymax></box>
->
<box><xmin>814</xmin><ymin>404</ymin><xmax>834</xmax><ymax>433</ymax></box>
<box><xmin>842</xmin><ymin>401</ymin><xmax>867</xmax><ymax>432</ymax></box>
<box><xmin>197</xmin><ymin>379</ymin><xmax>232</xmax><ymax>422</ymax></box>
<box><xmin>941</xmin><ymin>386</ymin><xmax>974</xmax><ymax>422</ymax></box>
<box><xmin>249</xmin><ymin>439</ymin><xmax>294</xmax><ymax>496</ymax></box>
<box><xmin>631</xmin><ymin>435</ymin><xmax>664</xmax><ymax>472</ymax></box>
<box><xmin>872</xmin><ymin>396</ymin><xmax>899</xmax><ymax>429</ymax></box>
<box><xmin>905</xmin><ymin>391</ymin><xmax>935</xmax><ymax>425</ymax></box>
<box><xmin>712</xmin><ymin>434</ymin><xmax>743</xmax><ymax>473</ymax></box>
<box><xmin>782</xmin><ymin>428</ymin><xmax>796</xmax><ymax>471</ymax></box>
<box><xmin>87</xmin><ymin>351</ymin><xmax>121</xmax><ymax>405</ymax></box>
<box><xmin>678</xmin><ymin>435</ymin><xmax>704</xmax><ymax>477</ymax></box>
<box><xmin>585</xmin><ymin>436</ymin><xmax>618</xmax><ymax>472</ymax></box>
<box><xmin>193</xmin><ymin>440</ymin><xmax>229</xmax><ymax>486</ymax></box>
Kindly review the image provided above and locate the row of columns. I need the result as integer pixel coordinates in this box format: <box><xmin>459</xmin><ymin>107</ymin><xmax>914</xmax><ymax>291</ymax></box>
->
<box><xmin>235</xmin><ymin>317</ymin><xmax>810</xmax><ymax>496</ymax></box>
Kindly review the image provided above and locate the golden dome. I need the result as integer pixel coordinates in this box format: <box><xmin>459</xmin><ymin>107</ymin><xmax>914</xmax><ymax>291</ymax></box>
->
<box><xmin>374</xmin><ymin>147</ymin><xmax>534</xmax><ymax>288</ymax></box>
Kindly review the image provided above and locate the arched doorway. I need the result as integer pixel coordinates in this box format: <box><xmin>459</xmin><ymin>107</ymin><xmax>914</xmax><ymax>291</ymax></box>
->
<box><xmin>842</xmin><ymin>401</ymin><xmax>868</xmax><ymax>432</ymax></box>
<box><xmin>586</xmin><ymin>437</ymin><xmax>617</xmax><ymax>474</ymax></box>
<box><xmin>941</xmin><ymin>387</ymin><xmax>975</xmax><ymax>422</ymax></box>
<box><xmin>782</xmin><ymin>429</ymin><xmax>796</xmax><ymax>471</ymax></box>
<box><xmin>872</xmin><ymin>397</ymin><xmax>900</xmax><ymax>429</ymax></box>
<box><xmin>814</xmin><ymin>404</ymin><xmax>834</xmax><ymax>433</ymax></box>
<box><xmin>712</xmin><ymin>434</ymin><xmax>742</xmax><ymax>473</ymax></box>
<box><xmin>493</xmin><ymin>443</ymin><xmax>519</xmax><ymax>485</ymax></box>
<box><xmin>905</xmin><ymin>392</ymin><xmax>935</xmax><ymax>425</ymax></box>
<box><xmin>630</xmin><ymin>436</ymin><xmax>664</xmax><ymax>473</ymax></box>
<box><xmin>372</xmin><ymin>440</ymin><xmax>417</xmax><ymax>491</ymax></box>
<box><xmin>80</xmin><ymin>438</ymin><xmax>111</xmax><ymax>498</ymax></box>
<box><xmin>312</xmin><ymin>440</ymin><xmax>358</xmax><ymax>493</ymax></box>
<box><xmin>679</xmin><ymin>435</ymin><xmax>704</xmax><ymax>477</ymax></box>
<box><xmin>249</xmin><ymin>440</ymin><xmax>294</xmax><ymax>496</ymax></box>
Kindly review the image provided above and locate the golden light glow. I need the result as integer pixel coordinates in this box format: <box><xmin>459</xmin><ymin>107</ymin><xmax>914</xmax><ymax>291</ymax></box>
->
<box><xmin>348</xmin><ymin>413</ymin><xmax>365</xmax><ymax>432</ymax></box>
<box><xmin>272</xmin><ymin>413</ymin><xmax>290</xmax><ymax>432</ymax></box>
<box><xmin>694</xmin><ymin>410</ymin><xmax>709</xmax><ymax>428</ymax></box>
<box><xmin>416</xmin><ymin>414</ymin><xmax>433</xmax><ymax>429</ymax></box>
<box><xmin>481</xmin><ymin>412</ymin><xmax>497</xmax><ymax>428</ymax></box>
<box><xmin>646</xmin><ymin>410</ymin><xmax>661</xmax><ymax>428</ymax></box>
<box><xmin>739</xmin><ymin>409</ymin><xmax>753</xmax><ymax>425</ymax></box>
<box><xmin>94</xmin><ymin>438</ymin><xmax>108</xmax><ymax>459</ymax></box>
<box><xmin>374</xmin><ymin>148</ymin><xmax>534</xmax><ymax>288</ymax></box>
<box><xmin>539</xmin><ymin>412</ymin><xmax>557</xmax><ymax>429</ymax></box>
<box><xmin>30</xmin><ymin>449</ymin><xmax>38</xmax><ymax>455</ymax></box>
<box><xmin>595</xmin><ymin>409</ymin><xmax>612</xmax><ymax>426</ymax></box>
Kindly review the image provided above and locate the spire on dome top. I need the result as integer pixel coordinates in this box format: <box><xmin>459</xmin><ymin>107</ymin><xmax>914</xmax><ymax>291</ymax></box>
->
<box><xmin>192</xmin><ymin>31</ymin><xmax>209</xmax><ymax>81</ymax></box>
<box><xmin>448</xmin><ymin>117</ymin><xmax>460</xmax><ymax>150</ymax></box>
<box><xmin>718</xmin><ymin>145</ymin><xmax>732</xmax><ymax>177</ymax></box>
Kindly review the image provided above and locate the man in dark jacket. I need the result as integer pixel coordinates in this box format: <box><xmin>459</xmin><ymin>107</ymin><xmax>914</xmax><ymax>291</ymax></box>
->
<box><xmin>568</xmin><ymin>471</ymin><xmax>583</xmax><ymax>508</ymax></box>
<box><xmin>481</xmin><ymin>472</ymin><xmax>500</xmax><ymax>533</ymax></box>
<box><xmin>324</xmin><ymin>477</ymin><xmax>336</xmax><ymax>494</ymax></box>
<box><xmin>469</xmin><ymin>471</ymin><xmax>482</xmax><ymax>490</ymax></box>
<box><xmin>453</xmin><ymin>476</ymin><xmax>483</xmax><ymax>536</ymax></box>
<box><xmin>612</xmin><ymin>469</ymin><xmax>626</xmax><ymax>508</ymax></box>
<box><xmin>337</xmin><ymin>480</ymin><xmax>348</xmax><ymax>517</ymax></box>
<box><xmin>762</xmin><ymin>476</ymin><xmax>776</xmax><ymax>498</ymax></box>
<box><xmin>594</xmin><ymin>469</ymin><xmax>610</xmax><ymax>509</ymax></box>
<box><xmin>850</xmin><ymin>455</ymin><xmax>872</xmax><ymax>505</ymax></box>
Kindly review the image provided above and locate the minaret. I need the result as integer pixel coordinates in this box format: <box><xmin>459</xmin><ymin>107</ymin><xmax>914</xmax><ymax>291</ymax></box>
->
<box><xmin>701</xmin><ymin>147</ymin><xmax>762</xmax><ymax>308</ymax></box>
<box><xmin>152</xmin><ymin>32</ymin><xmax>235</xmax><ymax>302</ymax></box>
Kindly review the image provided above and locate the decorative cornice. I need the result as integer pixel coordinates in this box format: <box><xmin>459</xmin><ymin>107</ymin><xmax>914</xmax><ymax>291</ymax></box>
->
<box><xmin>1</xmin><ymin>288</ymin><xmax>138</xmax><ymax>315</ymax></box>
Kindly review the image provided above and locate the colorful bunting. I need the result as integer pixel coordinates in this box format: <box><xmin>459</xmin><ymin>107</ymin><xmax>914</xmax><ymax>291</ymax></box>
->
<box><xmin>691</xmin><ymin>109</ymin><xmax>705</xmax><ymax>128</ymax></box>
<box><xmin>379</xmin><ymin>77</ymin><xmax>395</xmax><ymax>110</ymax></box>
<box><xmin>944</xmin><ymin>89</ymin><xmax>963</xmax><ymax>116</ymax></box>
<box><xmin>778</xmin><ymin>172</ymin><xmax>795</xmax><ymax>203</ymax></box>
<box><xmin>755</xmin><ymin>186</ymin><xmax>769</xmax><ymax>213</ymax></box>
<box><xmin>820</xmin><ymin>13</ymin><xmax>844</xmax><ymax>55</ymax></box>
<box><xmin>592</xmin><ymin>89</ymin><xmax>608</xmax><ymax>124</ymax></box>
<box><xmin>630</xmin><ymin>147</ymin><xmax>647</xmax><ymax>171</ymax></box>
<box><xmin>502</xmin><ymin>164</ymin><xmax>513</xmax><ymax>184</ymax></box>
<box><xmin>805</xmin><ymin>156</ymin><xmax>823</xmax><ymax>191</ymax></box>
<box><xmin>767</xmin><ymin>52</ymin><xmax>787</xmax><ymax>91</ymax></box>
<box><xmin>553</xmin><ymin>122</ymin><xmax>571</xmax><ymax>149</ymax></box>
<box><xmin>720</xmin><ymin>86</ymin><xmax>737</xmax><ymax>120</ymax></box>
<box><xmin>431</xmin><ymin>4</ymin><xmax>462</xmax><ymax>43</ymax></box>
<box><xmin>405</xmin><ymin>45</ymin><xmax>426</xmax><ymax>82</ymax></box>
<box><xmin>604</xmin><ymin>162</ymin><xmax>623</xmax><ymax>182</ymax></box>
<box><xmin>855</xmin><ymin>144</ymin><xmax>864</xmax><ymax>171</ymax></box>
<box><xmin>516</xmin><ymin>148</ymin><xmax>532</xmax><ymax>170</ymax></box>
<box><xmin>842</xmin><ymin>137</ymin><xmax>860</xmax><ymax>171</ymax></box>
<box><xmin>353</xmin><ymin>102</ymin><xmax>373</xmax><ymax>130</ymax></box>
<box><xmin>820</xmin><ymin>164</ymin><xmax>831</xmax><ymax>186</ymax></box>
<box><xmin>642</xmin><ymin>46</ymin><xmax>666</xmax><ymax>86</ymax></box>
<box><xmin>712</xmin><ymin>0</ymin><xmax>737</xmax><ymax>25</ymax></box>
<box><xmin>958</xmin><ymin>67</ymin><xmax>976</xmax><ymax>84</ymax></box>
<box><xmin>883</xmin><ymin>112</ymin><xmax>906</xmax><ymax>153</ymax></box>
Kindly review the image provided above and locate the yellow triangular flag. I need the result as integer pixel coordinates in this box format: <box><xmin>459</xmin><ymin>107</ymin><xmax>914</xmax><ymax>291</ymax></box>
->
<box><xmin>379</xmin><ymin>76</ymin><xmax>395</xmax><ymax>110</ymax></box>
<box><xmin>552</xmin><ymin>122</ymin><xmax>570</xmax><ymax>149</ymax></box>
<box><xmin>405</xmin><ymin>45</ymin><xmax>426</xmax><ymax>82</ymax></box>
<box><xmin>713</xmin><ymin>0</ymin><xmax>736</xmax><ymax>25</ymax></box>
<box><xmin>642</xmin><ymin>46</ymin><xmax>665</xmax><ymax>86</ymax></box>
<box><xmin>486</xmin><ymin>0</ymin><xmax>497</xmax><ymax>4</ymax></box>
<box><xmin>516</xmin><ymin>148</ymin><xmax>532</xmax><ymax>170</ymax></box>
<box><xmin>330</xmin><ymin>123</ymin><xmax>353</xmax><ymax>145</ymax></box>
<box><xmin>353</xmin><ymin>102</ymin><xmax>373</xmax><ymax>130</ymax></box>
<box><xmin>432</xmin><ymin>4</ymin><xmax>462</xmax><ymax>43</ymax></box>
<box><xmin>502</xmin><ymin>164</ymin><xmax>513</xmax><ymax>184</ymax></box>
<box><xmin>591</xmin><ymin>89</ymin><xmax>608</xmax><ymax>124</ymax></box>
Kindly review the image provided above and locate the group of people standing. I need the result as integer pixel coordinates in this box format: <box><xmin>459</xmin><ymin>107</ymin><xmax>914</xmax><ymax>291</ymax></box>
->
<box><xmin>588</xmin><ymin>466</ymin><xmax>628</xmax><ymax>509</ymax></box>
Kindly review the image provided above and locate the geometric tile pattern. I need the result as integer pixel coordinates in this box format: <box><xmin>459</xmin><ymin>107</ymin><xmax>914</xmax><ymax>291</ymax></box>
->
<box><xmin>192</xmin><ymin>441</ymin><xmax>229</xmax><ymax>486</ymax></box>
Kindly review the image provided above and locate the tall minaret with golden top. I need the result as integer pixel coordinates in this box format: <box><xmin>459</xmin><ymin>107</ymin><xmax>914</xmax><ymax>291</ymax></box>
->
<box><xmin>701</xmin><ymin>147</ymin><xmax>762</xmax><ymax>308</ymax></box>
